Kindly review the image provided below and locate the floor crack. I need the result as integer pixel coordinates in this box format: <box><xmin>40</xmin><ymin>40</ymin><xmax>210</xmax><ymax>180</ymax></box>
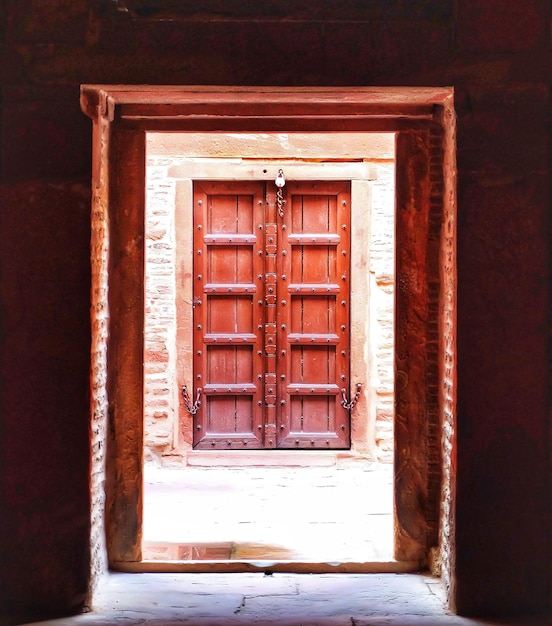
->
<box><xmin>234</xmin><ymin>595</ymin><xmax>246</xmax><ymax>614</ymax></box>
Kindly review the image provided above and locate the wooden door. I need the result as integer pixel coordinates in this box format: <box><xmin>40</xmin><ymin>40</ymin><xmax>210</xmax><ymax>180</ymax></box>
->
<box><xmin>192</xmin><ymin>180</ymin><xmax>351</xmax><ymax>449</ymax></box>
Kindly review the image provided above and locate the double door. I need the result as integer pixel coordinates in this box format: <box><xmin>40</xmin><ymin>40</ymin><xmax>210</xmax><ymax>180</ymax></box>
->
<box><xmin>192</xmin><ymin>179</ymin><xmax>351</xmax><ymax>449</ymax></box>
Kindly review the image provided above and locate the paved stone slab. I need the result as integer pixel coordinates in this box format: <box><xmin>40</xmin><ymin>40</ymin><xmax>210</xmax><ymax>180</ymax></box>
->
<box><xmin>22</xmin><ymin>573</ymin><xmax>550</xmax><ymax>626</ymax></box>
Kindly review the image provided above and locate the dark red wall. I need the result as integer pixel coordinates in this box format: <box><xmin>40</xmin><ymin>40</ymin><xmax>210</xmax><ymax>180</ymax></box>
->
<box><xmin>0</xmin><ymin>0</ymin><xmax>550</xmax><ymax>621</ymax></box>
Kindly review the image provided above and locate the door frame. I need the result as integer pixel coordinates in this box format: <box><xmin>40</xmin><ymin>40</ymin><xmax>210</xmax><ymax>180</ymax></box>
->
<box><xmin>171</xmin><ymin>160</ymin><xmax>377</xmax><ymax>456</ymax></box>
<box><xmin>81</xmin><ymin>86</ymin><xmax>456</xmax><ymax>572</ymax></box>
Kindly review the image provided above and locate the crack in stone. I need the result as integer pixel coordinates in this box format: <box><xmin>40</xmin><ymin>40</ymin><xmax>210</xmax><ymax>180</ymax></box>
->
<box><xmin>234</xmin><ymin>588</ymin><xmax>302</xmax><ymax>616</ymax></box>
<box><xmin>234</xmin><ymin>595</ymin><xmax>246</xmax><ymax>614</ymax></box>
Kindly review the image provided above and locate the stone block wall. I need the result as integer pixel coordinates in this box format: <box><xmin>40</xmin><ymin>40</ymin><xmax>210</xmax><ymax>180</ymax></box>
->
<box><xmin>369</xmin><ymin>160</ymin><xmax>395</xmax><ymax>462</ymax></box>
<box><xmin>144</xmin><ymin>164</ymin><xmax>178</xmax><ymax>463</ymax></box>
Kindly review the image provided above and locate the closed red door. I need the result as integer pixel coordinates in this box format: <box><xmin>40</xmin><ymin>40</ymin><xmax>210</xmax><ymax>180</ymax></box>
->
<box><xmin>192</xmin><ymin>180</ymin><xmax>351</xmax><ymax>449</ymax></box>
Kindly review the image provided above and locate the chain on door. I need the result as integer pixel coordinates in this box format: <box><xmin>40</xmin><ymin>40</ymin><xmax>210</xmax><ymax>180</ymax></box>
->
<box><xmin>188</xmin><ymin>177</ymin><xmax>353</xmax><ymax>449</ymax></box>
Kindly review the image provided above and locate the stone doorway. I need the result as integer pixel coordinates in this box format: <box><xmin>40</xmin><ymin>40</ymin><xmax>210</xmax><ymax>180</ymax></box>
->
<box><xmin>142</xmin><ymin>132</ymin><xmax>396</xmax><ymax>563</ymax></box>
<box><xmin>81</xmin><ymin>85</ymin><xmax>454</xmax><ymax>578</ymax></box>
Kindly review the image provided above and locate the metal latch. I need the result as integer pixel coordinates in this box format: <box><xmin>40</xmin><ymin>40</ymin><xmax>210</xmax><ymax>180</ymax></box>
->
<box><xmin>182</xmin><ymin>385</ymin><xmax>202</xmax><ymax>415</ymax></box>
<box><xmin>341</xmin><ymin>383</ymin><xmax>363</xmax><ymax>411</ymax></box>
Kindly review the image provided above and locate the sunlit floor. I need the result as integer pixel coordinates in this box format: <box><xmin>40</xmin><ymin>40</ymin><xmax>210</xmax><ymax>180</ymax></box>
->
<box><xmin>142</xmin><ymin>458</ymin><xmax>393</xmax><ymax>562</ymax></box>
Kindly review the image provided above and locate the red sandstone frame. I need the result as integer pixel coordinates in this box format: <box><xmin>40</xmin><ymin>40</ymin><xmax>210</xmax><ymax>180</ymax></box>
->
<box><xmin>80</xmin><ymin>86</ymin><xmax>457</xmax><ymax>576</ymax></box>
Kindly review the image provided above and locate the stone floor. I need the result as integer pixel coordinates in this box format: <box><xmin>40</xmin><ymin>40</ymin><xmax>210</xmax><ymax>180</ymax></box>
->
<box><xmin>142</xmin><ymin>458</ymin><xmax>394</xmax><ymax>563</ymax></box>
<box><xmin>23</xmin><ymin>572</ymin><xmax>550</xmax><ymax>625</ymax></box>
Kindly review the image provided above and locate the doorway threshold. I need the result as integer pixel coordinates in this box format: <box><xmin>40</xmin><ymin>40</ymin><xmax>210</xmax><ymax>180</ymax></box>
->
<box><xmin>113</xmin><ymin>559</ymin><xmax>420</xmax><ymax>574</ymax></box>
<box><xmin>184</xmin><ymin>450</ymin><xmax>371</xmax><ymax>467</ymax></box>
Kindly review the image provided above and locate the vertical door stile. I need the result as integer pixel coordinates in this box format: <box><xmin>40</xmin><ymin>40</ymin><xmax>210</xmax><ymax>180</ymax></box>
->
<box><xmin>276</xmin><ymin>184</ymin><xmax>292</xmax><ymax>444</ymax></box>
<box><xmin>263</xmin><ymin>185</ymin><xmax>278</xmax><ymax>448</ymax></box>
<box><xmin>192</xmin><ymin>185</ymin><xmax>207</xmax><ymax>445</ymax></box>
<box><xmin>335</xmin><ymin>184</ymin><xmax>352</xmax><ymax>443</ymax></box>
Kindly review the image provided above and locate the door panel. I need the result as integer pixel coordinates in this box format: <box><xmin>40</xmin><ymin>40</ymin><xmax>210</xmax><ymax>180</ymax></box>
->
<box><xmin>289</xmin><ymin>396</ymin><xmax>336</xmax><ymax>438</ymax></box>
<box><xmin>290</xmin><ymin>296</ymin><xmax>337</xmax><ymax>334</ymax></box>
<box><xmin>207</xmin><ymin>246</ymin><xmax>255</xmax><ymax>285</ymax></box>
<box><xmin>292</xmin><ymin>246</ymin><xmax>338</xmax><ymax>284</ymax></box>
<box><xmin>192</xmin><ymin>179</ymin><xmax>351</xmax><ymax>449</ymax></box>
<box><xmin>206</xmin><ymin>395</ymin><xmax>254</xmax><ymax>434</ymax></box>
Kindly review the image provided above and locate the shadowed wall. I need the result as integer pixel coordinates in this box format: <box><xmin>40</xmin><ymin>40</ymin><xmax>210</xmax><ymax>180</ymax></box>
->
<box><xmin>0</xmin><ymin>1</ymin><xmax>549</xmax><ymax>621</ymax></box>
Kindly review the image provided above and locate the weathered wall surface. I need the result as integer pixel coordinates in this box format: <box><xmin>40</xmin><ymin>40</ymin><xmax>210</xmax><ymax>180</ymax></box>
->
<box><xmin>0</xmin><ymin>0</ymin><xmax>550</xmax><ymax>621</ymax></box>
<box><xmin>369</xmin><ymin>160</ymin><xmax>395</xmax><ymax>462</ymax></box>
<box><xmin>144</xmin><ymin>163</ymin><xmax>179</xmax><ymax>463</ymax></box>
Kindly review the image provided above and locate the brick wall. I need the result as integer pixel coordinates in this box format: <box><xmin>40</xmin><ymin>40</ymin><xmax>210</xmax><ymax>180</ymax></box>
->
<box><xmin>369</xmin><ymin>160</ymin><xmax>395</xmax><ymax>462</ymax></box>
<box><xmin>144</xmin><ymin>163</ymin><xmax>178</xmax><ymax>463</ymax></box>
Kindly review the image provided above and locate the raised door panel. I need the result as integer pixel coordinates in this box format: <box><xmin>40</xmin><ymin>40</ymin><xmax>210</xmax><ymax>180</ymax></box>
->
<box><xmin>193</xmin><ymin>182</ymin><xmax>265</xmax><ymax>448</ymax></box>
